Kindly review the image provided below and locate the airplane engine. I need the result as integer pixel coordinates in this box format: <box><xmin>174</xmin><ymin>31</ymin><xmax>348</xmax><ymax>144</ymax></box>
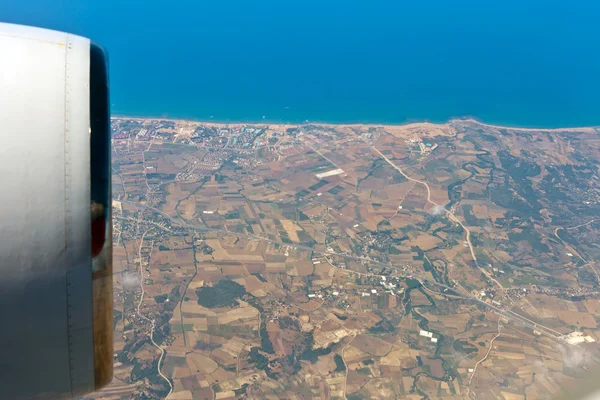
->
<box><xmin>0</xmin><ymin>23</ymin><xmax>113</xmax><ymax>398</ymax></box>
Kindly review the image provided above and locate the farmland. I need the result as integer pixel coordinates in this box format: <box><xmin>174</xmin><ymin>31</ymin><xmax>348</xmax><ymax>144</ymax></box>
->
<box><xmin>90</xmin><ymin>118</ymin><xmax>600</xmax><ymax>400</ymax></box>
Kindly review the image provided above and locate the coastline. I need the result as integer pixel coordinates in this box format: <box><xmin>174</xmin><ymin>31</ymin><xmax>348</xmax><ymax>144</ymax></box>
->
<box><xmin>111</xmin><ymin>114</ymin><xmax>598</xmax><ymax>133</ymax></box>
<box><xmin>460</xmin><ymin>118</ymin><xmax>596</xmax><ymax>133</ymax></box>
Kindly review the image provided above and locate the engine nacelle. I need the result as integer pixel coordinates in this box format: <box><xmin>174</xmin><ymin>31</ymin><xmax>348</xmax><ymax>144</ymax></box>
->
<box><xmin>0</xmin><ymin>23</ymin><xmax>112</xmax><ymax>398</ymax></box>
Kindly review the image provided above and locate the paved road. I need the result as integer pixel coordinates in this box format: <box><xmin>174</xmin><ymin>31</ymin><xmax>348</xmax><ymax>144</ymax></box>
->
<box><xmin>372</xmin><ymin>147</ymin><xmax>506</xmax><ymax>291</ymax></box>
<box><xmin>134</xmin><ymin>231</ymin><xmax>173</xmax><ymax>399</ymax></box>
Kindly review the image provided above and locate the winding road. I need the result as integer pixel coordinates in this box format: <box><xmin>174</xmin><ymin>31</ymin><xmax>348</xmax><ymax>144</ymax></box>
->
<box><xmin>467</xmin><ymin>319</ymin><xmax>502</xmax><ymax>397</ymax></box>
<box><xmin>135</xmin><ymin>231</ymin><xmax>173</xmax><ymax>399</ymax></box>
<box><xmin>372</xmin><ymin>147</ymin><xmax>505</xmax><ymax>291</ymax></box>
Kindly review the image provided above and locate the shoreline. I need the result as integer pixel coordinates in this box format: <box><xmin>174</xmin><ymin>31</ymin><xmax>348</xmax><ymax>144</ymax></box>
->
<box><xmin>110</xmin><ymin>114</ymin><xmax>598</xmax><ymax>133</ymax></box>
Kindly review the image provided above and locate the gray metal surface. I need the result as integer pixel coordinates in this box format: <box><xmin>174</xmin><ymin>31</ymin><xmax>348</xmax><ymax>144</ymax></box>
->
<box><xmin>0</xmin><ymin>23</ymin><xmax>94</xmax><ymax>399</ymax></box>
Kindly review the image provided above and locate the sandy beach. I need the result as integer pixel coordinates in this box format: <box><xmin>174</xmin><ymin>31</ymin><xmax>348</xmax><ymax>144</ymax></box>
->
<box><xmin>111</xmin><ymin>115</ymin><xmax>598</xmax><ymax>134</ymax></box>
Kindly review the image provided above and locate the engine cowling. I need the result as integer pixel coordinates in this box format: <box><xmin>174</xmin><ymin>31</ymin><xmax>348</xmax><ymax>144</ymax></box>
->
<box><xmin>0</xmin><ymin>23</ymin><xmax>112</xmax><ymax>399</ymax></box>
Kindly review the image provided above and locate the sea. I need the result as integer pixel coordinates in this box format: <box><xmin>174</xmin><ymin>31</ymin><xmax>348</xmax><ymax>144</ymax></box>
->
<box><xmin>3</xmin><ymin>0</ymin><xmax>600</xmax><ymax>128</ymax></box>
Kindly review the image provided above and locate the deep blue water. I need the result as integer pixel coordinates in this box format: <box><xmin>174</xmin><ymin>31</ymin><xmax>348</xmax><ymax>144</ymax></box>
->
<box><xmin>3</xmin><ymin>0</ymin><xmax>600</xmax><ymax>127</ymax></box>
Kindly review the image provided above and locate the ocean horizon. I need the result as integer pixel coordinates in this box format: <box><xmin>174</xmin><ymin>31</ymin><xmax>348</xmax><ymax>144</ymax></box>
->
<box><xmin>3</xmin><ymin>0</ymin><xmax>600</xmax><ymax>129</ymax></box>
